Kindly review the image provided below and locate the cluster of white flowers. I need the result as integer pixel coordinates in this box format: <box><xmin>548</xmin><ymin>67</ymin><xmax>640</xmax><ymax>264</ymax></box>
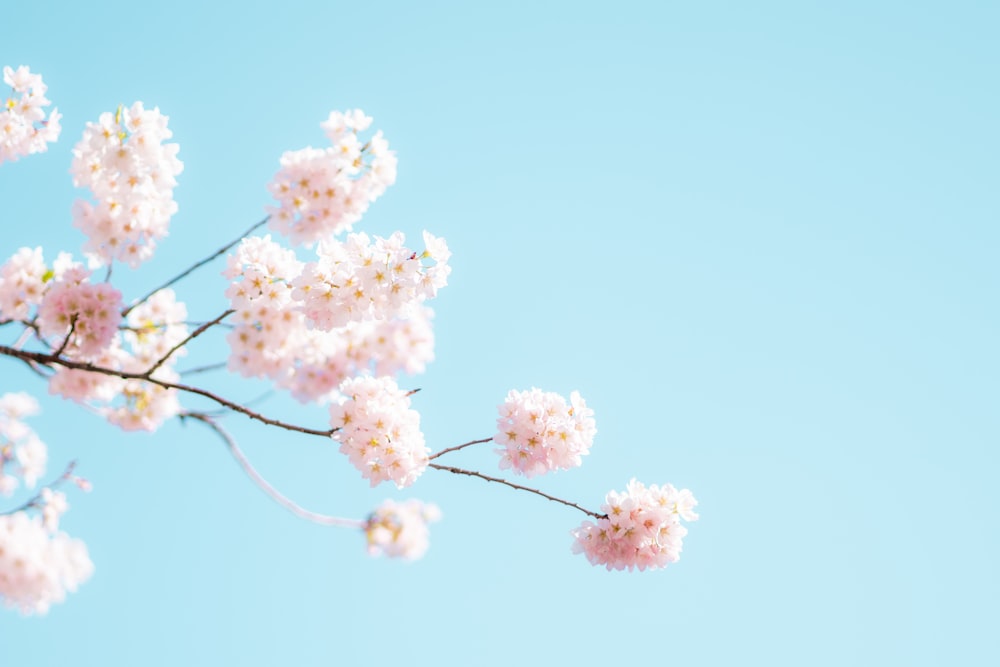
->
<box><xmin>571</xmin><ymin>479</ymin><xmax>699</xmax><ymax>571</ymax></box>
<box><xmin>0</xmin><ymin>247</ymin><xmax>47</xmax><ymax>322</ymax></box>
<box><xmin>70</xmin><ymin>102</ymin><xmax>183</xmax><ymax>268</ymax></box>
<box><xmin>266</xmin><ymin>110</ymin><xmax>397</xmax><ymax>245</ymax></box>
<box><xmin>0</xmin><ymin>65</ymin><xmax>60</xmax><ymax>164</ymax></box>
<box><xmin>293</xmin><ymin>231</ymin><xmax>450</xmax><ymax>330</ymax></box>
<box><xmin>330</xmin><ymin>376</ymin><xmax>428</xmax><ymax>488</ymax></box>
<box><xmin>0</xmin><ymin>510</ymin><xmax>93</xmax><ymax>615</ymax></box>
<box><xmin>364</xmin><ymin>498</ymin><xmax>441</xmax><ymax>560</ymax></box>
<box><xmin>494</xmin><ymin>388</ymin><xmax>596</xmax><ymax>477</ymax></box>
<box><xmin>0</xmin><ymin>393</ymin><xmax>47</xmax><ymax>496</ymax></box>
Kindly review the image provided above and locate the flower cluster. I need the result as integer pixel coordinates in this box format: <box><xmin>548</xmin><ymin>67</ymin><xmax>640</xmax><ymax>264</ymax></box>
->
<box><xmin>0</xmin><ymin>66</ymin><xmax>60</xmax><ymax>164</ymax></box>
<box><xmin>0</xmin><ymin>393</ymin><xmax>47</xmax><ymax>496</ymax></box>
<box><xmin>571</xmin><ymin>479</ymin><xmax>699</xmax><ymax>571</ymax></box>
<box><xmin>70</xmin><ymin>102</ymin><xmax>183</xmax><ymax>268</ymax></box>
<box><xmin>293</xmin><ymin>231</ymin><xmax>450</xmax><ymax>330</ymax></box>
<box><xmin>0</xmin><ymin>510</ymin><xmax>93</xmax><ymax>615</ymax></box>
<box><xmin>266</xmin><ymin>110</ymin><xmax>397</xmax><ymax>245</ymax></box>
<box><xmin>330</xmin><ymin>376</ymin><xmax>428</xmax><ymax>488</ymax></box>
<box><xmin>494</xmin><ymin>388</ymin><xmax>596</xmax><ymax>477</ymax></box>
<box><xmin>224</xmin><ymin>235</ymin><xmax>443</xmax><ymax>402</ymax></box>
<box><xmin>277</xmin><ymin>306</ymin><xmax>435</xmax><ymax>403</ymax></box>
<box><xmin>39</xmin><ymin>285</ymin><xmax>187</xmax><ymax>432</ymax></box>
<box><xmin>364</xmin><ymin>498</ymin><xmax>441</xmax><ymax>560</ymax></box>
<box><xmin>36</xmin><ymin>263</ymin><xmax>123</xmax><ymax>359</ymax></box>
<box><xmin>0</xmin><ymin>246</ymin><xmax>47</xmax><ymax>322</ymax></box>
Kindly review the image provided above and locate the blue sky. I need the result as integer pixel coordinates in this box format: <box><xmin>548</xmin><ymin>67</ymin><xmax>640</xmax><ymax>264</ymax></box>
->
<box><xmin>2</xmin><ymin>1</ymin><xmax>998</xmax><ymax>665</ymax></box>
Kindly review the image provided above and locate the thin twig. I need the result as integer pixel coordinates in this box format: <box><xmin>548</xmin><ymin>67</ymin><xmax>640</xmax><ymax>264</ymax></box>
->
<box><xmin>122</xmin><ymin>216</ymin><xmax>269</xmax><ymax>317</ymax></box>
<box><xmin>0</xmin><ymin>460</ymin><xmax>79</xmax><ymax>516</ymax></box>
<box><xmin>179</xmin><ymin>362</ymin><xmax>228</xmax><ymax>376</ymax></box>
<box><xmin>144</xmin><ymin>309</ymin><xmax>234</xmax><ymax>377</ymax></box>
<box><xmin>182</xmin><ymin>412</ymin><xmax>364</xmax><ymax>528</ymax></box>
<box><xmin>429</xmin><ymin>437</ymin><xmax>493</xmax><ymax>461</ymax></box>
<box><xmin>429</xmin><ymin>463</ymin><xmax>607</xmax><ymax>520</ymax></box>
<box><xmin>0</xmin><ymin>344</ymin><xmax>337</xmax><ymax>438</ymax></box>
<box><xmin>51</xmin><ymin>316</ymin><xmax>77</xmax><ymax>357</ymax></box>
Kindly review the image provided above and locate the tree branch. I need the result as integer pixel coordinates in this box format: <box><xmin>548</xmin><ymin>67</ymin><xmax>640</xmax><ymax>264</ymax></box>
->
<box><xmin>0</xmin><ymin>344</ymin><xmax>337</xmax><ymax>437</ymax></box>
<box><xmin>143</xmin><ymin>309</ymin><xmax>234</xmax><ymax>377</ymax></box>
<box><xmin>428</xmin><ymin>437</ymin><xmax>493</xmax><ymax>461</ymax></box>
<box><xmin>122</xmin><ymin>216</ymin><xmax>269</xmax><ymax>317</ymax></box>
<box><xmin>428</xmin><ymin>463</ymin><xmax>607</xmax><ymax>520</ymax></box>
<box><xmin>182</xmin><ymin>412</ymin><xmax>364</xmax><ymax>528</ymax></box>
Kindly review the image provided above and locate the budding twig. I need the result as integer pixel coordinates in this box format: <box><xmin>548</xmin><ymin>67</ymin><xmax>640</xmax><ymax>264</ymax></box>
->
<box><xmin>122</xmin><ymin>216</ymin><xmax>269</xmax><ymax>317</ymax></box>
<box><xmin>429</xmin><ymin>463</ymin><xmax>606</xmax><ymax>520</ymax></box>
<box><xmin>182</xmin><ymin>412</ymin><xmax>364</xmax><ymax>528</ymax></box>
<box><xmin>428</xmin><ymin>437</ymin><xmax>493</xmax><ymax>460</ymax></box>
<box><xmin>143</xmin><ymin>309</ymin><xmax>234</xmax><ymax>377</ymax></box>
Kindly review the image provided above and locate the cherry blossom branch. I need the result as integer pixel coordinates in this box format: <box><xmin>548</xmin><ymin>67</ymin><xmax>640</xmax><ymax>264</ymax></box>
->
<box><xmin>0</xmin><ymin>344</ymin><xmax>338</xmax><ymax>437</ymax></box>
<box><xmin>428</xmin><ymin>463</ymin><xmax>607</xmax><ymax>520</ymax></box>
<box><xmin>0</xmin><ymin>460</ymin><xmax>79</xmax><ymax>516</ymax></box>
<box><xmin>181</xmin><ymin>412</ymin><xmax>364</xmax><ymax>528</ymax></box>
<box><xmin>428</xmin><ymin>437</ymin><xmax>493</xmax><ymax>461</ymax></box>
<box><xmin>122</xmin><ymin>216</ymin><xmax>269</xmax><ymax>317</ymax></box>
<box><xmin>144</xmin><ymin>309</ymin><xmax>234</xmax><ymax>376</ymax></box>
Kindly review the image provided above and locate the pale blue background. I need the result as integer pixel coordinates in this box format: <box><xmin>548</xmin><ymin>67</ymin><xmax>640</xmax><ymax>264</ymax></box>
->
<box><xmin>2</xmin><ymin>1</ymin><xmax>998</xmax><ymax>665</ymax></box>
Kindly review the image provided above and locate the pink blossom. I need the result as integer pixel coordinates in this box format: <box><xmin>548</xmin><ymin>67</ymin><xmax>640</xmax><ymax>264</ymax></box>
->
<box><xmin>292</xmin><ymin>231</ymin><xmax>450</xmax><ymax>330</ymax></box>
<box><xmin>70</xmin><ymin>102</ymin><xmax>183</xmax><ymax>267</ymax></box>
<box><xmin>330</xmin><ymin>376</ymin><xmax>428</xmax><ymax>488</ymax></box>
<box><xmin>0</xmin><ymin>66</ymin><xmax>60</xmax><ymax>164</ymax></box>
<box><xmin>571</xmin><ymin>479</ymin><xmax>699</xmax><ymax>571</ymax></box>
<box><xmin>266</xmin><ymin>110</ymin><xmax>397</xmax><ymax>245</ymax></box>
<box><xmin>364</xmin><ymin>498</ymin><xmax>441</xmax><ymax>560</ymax></box>
<box><xmin>35</xmin><ymin>265</ymin><xmax>122</xmax><ymax>359</ymax></box>
<box><xmin>494</xmin><ymin>388</ymin><xmax>596</xmax><ymax>477</ymax></box>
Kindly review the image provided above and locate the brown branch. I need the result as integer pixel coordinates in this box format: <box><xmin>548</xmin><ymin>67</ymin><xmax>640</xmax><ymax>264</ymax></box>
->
<box><xmin>428</xmin><ymin>463</ymin><xmax>607</xmax><ymax>520</ymax></box>
<box><xmin>0</xmin><ymin>344</ymin><xmax>337</xmax><ymax>438</ymax></box>
<box><xmin>182</xmin><ymin>412</ymin><xmax>364</xmax><ymax>528</ymax></box>
<box><xmin>143</xmin><ymin>309</ymin><xmax>234</xmax><ymax>377</ymax></box>
<box><xmin>122</xmin><ymin>216</ymin><xmax>269</xmax><ymax>317</ymax></box>
<box><xmin>51</xmin><ymin>316</ymin><xmax>76</xmax><ymax>357</ymax></box>
<box><xmin>429</xmin><ymin>437</ymin><xmax>493</xmax><ymax>461</ymax></box>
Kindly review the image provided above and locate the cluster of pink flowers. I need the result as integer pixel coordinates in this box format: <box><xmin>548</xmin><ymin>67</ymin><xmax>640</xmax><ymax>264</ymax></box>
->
<box><xmin>277</xmin><ymin>306</ymin><xmax>435</xmax><ymax>403</ymax></box>
<box><xmin>293</xmin><ymin>231</ymin><xmax>450</xmax><ymax>330</ymax></box>
<box><xmin>364</xmin><ymin>498</ymin><xmax>441</xmax><ymax>560</ymax></box>
<box><xmin>0</xmin><ymin>393</ymin><xmax>47</xmax><ymax>496</ymax></box>
<box><xmin>330</xmin><ymin>376</ymin><xmax>428</xmax><ymax>488</ymax></box>
<box><xmin>224</xmin><ymin>234</ymin><xmax>443</xmax><ymax>402</ymax></box>
<box><xmin>571</xmin><ymin>479</ymin><xmax>699</xmax><ymax>571</ymax></box>
<box><xmin>70</xmin><ymin>102</ymin><xmax>183</xmax><ymax>267</ymax></box>
<box><xmin>0</xmin><ymin>509</ymin><xmax>93</xmax><ymax>615</ymax></box>
<box><xmin>266</xmin><ymin>110</ymin><xmax>398</xmax><ymax>245</ymax></box>
<box><xmin>49</xmin><ymin>289</ymin><xmax>186</xmax><ymax>432</ymax></box>
<box><xmin>0</xmin><ymin>66</ymin><xmax>60</xmax><ymax>164</ymax></box>
<box><xmin>36</xmin><ymin>263</ymin><xmax>123</xmax><ymax>359</ymax></box>
<box><xmin>494</xmin><ymin>388</ymin><xmax>596</xmax><ymax>477</ymax></box>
